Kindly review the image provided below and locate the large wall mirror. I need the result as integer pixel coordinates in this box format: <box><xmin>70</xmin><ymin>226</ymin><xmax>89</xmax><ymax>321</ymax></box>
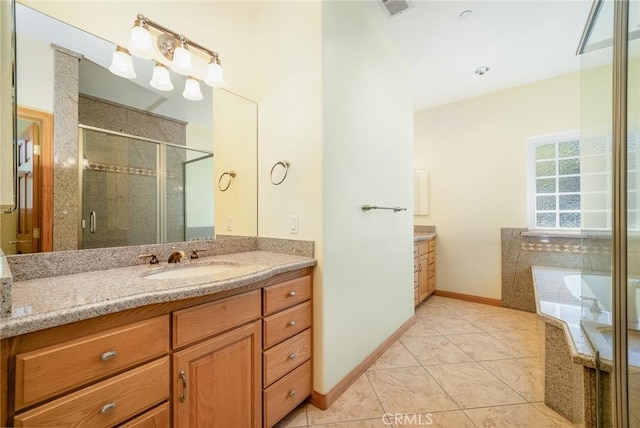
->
<box><xmin>0</xmin><ymin>1</ymin><xmax>257</xmax><ymax>254</ymax></box>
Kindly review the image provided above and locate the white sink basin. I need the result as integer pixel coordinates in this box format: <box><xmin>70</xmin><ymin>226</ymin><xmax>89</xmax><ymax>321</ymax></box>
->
<box><xmin>144</xmin><ymin>264</ymin><xmax>237</xmax><ymax>280</ymax></box>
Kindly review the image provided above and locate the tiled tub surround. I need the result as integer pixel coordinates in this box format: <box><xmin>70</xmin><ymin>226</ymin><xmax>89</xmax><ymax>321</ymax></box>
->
<box><xmin>0</xmin><ymin>237</ymin><xmax>314</xmax><ymax>331</ymax></box>
<box><xmin>532</xmin><ymin>266</ymin><xmax>613</xmax><ymax>427</ymax></box>
<box><xmin>502</xmin><ymin>227</ymin><xmax>612</xmax><ymax>313</ymax></box>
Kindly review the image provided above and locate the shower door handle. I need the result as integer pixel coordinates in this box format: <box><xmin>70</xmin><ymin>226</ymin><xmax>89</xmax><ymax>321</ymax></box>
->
<box><xmin>90</xmin><ymin>211</ymin><xmax>96</xmax><ymax>233</ymax></box>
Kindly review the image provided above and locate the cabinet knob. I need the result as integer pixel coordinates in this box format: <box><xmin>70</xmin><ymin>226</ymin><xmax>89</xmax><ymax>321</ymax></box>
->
<box><xmin>289</xmin><ymin>353</ymin><xmax>296</xmax><ymax>360</ymax></box>
<box><xmin>100</xmin><ymin>351</ymin><xmax>117</xmax><ymax>362</ymax></box>
<box><xmin>289</xmin><ymin>390</ymin><xmax>296</xmax><ymax>397</ymax></box>
<box><xmin>100</xmin><ymin>402</ymin><xmax>116</xmax><ymax>414</ymax></box>
<box><xmin>288</xmin><ymin>291</ymin><xmax>296</xmax><ymax>297</ymax></box>
<box><xmin>288</xmin><ymin>320</ymin><xmax>296</xmax><ymax>327</ymax></box>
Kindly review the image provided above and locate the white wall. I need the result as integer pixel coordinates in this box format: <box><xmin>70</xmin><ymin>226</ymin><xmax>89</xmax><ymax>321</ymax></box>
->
<box><xmin>414</xmin><ymin>72</ymin><xmax>581</xmax><ymax>299</ymax></box>
<box><xmin>320</xmin><ymin>1</ymin><xmax>414</xmax><ymax>392</ymax></box>
<box><xmin>16</xmin><ymin>33</ymin><xmax>54</xmax><ymax>112</ymax></box>
<box><xmin>1</xmin><ymin>0</ymin><xmax>14</xmax><ymax>208</ymax></box>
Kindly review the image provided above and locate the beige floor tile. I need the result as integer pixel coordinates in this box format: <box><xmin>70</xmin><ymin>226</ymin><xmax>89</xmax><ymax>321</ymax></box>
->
<box><xmin>446</xmin><ymin>332</ymin><xmax>524</xmax><ymax>361</ymax></box>
<box><xmin>464</xmin><ymin>312</ymin><xmax>541</xmax><ymax>333</ymax></box>
<box><xmin>400</xmin><ymin>335</ymin><xmax>473</xmax><ymax>366</ymax></box>
<box><xmin>480</xmin><ymin>358</ymin><xmax>544</xmax><ymax>402</ymax></box>
<box><xmin>415</xmin><ymin>302</ymin><xmax>455</xmax><ymax>318</ymax></box>
<box><xmin>368</xmin><ymin>341</ymin><xmax>420</xmax><ymax>371</ymax></box>
<box><xmin>384</xmin><ymin>410</ymin><xmax>475</xmax><ymax>427</ymax></box>
<box><xmin>275</xmin><ymin>402</ymin><xmax>308</xmax><ymax>428</ymax></box>
<box><xmin>425</xmin><ymin>362</ymin><xmax>526</xmax><ymax>409</ymax></box>
<box><xmin>531</xmin><ymin>402</ymin><xmax>578</xmax><ymax>427</ymax></box>
<box><xmin>366</xmin><ymin>366</ymin><xmax>458</xmax><ymax>415</ymax></box>
<box><xmin>401</xmin><ymin>318</ymin><xmax>442</xmax><ymax>338</ymax></box>
<box><xmin>309</xmin><ymin>419</ymin><xmax>388</xmax><ymax>427</ymax></box>
<box><xmin>463</xmin><ymin>403</ymin><xmax>558</xmax><ymax>427</ymax></box>
<box><xmin>488</xmin><ymin>328</ymin><xmax>545</xmax><ymax>357</ymax></box>
<box><xmin>306</xmin><ymin>376</ymin><xmax>385</xmax><ymax>425</ymax></box>
<box><xmin>421</xmin><ymin>315</ymin><xmax>484</xmax><ymax>335</ymax></box>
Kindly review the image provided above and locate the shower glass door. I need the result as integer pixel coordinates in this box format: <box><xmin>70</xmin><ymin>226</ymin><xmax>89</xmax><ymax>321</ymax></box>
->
<box><xmin>80</xmin><ymin>128</ymin><xmax>159</xmax><ymax>249</ymax></box>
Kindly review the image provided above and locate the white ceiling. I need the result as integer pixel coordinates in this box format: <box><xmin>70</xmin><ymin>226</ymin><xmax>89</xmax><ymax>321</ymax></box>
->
<box><xmin>361</xmin><ymin>0</ymin><xmax>595</xmax><ymax>111</ymax></box>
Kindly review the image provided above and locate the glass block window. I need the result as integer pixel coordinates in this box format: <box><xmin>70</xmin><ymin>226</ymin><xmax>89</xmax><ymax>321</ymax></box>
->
<box><xmin>530</xmin><ymin>135</ymin><xmax>582</xmax><ymax>229</ymax></box>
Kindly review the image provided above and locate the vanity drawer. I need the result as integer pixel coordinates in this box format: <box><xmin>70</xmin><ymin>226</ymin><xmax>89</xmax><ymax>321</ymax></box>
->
<box><xmin>263</xmin><ymin>360</ymin><xmax>312</xmax><ymax>428</ymax></box>
<box><xmin>14</xmin><ymin>357</ymin><xmax>169</xmax><ymax>427</ymax></box>
<box><xmin>263</xmin><ymin>275</ymin><xmax>312</xmax><ymax>315</ymax></box>
<box><xmin>413</xmin><ymin>259</ymin><xmax>418</xmax><ymax>273</ymax></box>
<box><xmin>428</xmin><ymin>239</ymin><xmax>435</xmax><ymax>252</ymax></box>
<box><xmin>173</xmin><ymin>289</ymin><xmax>261</xmax><ymax>348</ymax></box>
<box><xmin>118</xmin><ymin>402</ymin><xmax>170</xmax><ymax>428</ymax></box>
<box><xmin>414</xmin><ymin>287</ymin><xmax>419</xmax><ymax>305</ymax></box>
<box><xmin>413</xmin><ymin>245</ymin><xmax>418</xmax><ymax>258</ymax></box>
<box><xmin>263</xmin><ymin>301</ymin><xmax>312</xmax><ymax>348</ymax></box>
<box><xmin>15</xmin><ymin>316</ymin><xmax>169</xmax><ymax>410</ymax></box>
<box><xmin>263</xmin><ymin>328</ymin><xmax>311</xmax><ymax>387</ymax></box>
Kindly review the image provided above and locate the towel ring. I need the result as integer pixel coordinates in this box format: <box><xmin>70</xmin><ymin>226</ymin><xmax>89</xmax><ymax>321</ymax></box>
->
<box><xmin>270</xmin><ymin>161</ymin><xmax>290</xmax><ymax>185</ymax></box>
<box><xmin>218</xmin><ymin>170</ymin><xmax>236</xmax><ymax>192</ymax></box>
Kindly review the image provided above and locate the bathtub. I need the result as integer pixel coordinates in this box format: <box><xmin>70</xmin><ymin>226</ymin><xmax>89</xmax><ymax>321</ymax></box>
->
<box><xmin>563</xmin><ymin>273</ymin><xmax>640</xmax><ymax>320</ymax></box>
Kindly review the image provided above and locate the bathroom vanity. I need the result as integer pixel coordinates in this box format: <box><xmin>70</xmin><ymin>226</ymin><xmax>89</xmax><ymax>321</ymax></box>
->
<box><xmin>0</xmin><ymin>245</ymin><xmax>315</xmax><ymax>428</ymax></box>
<box><xmin>414</xmin><ymin>234</ymin><xmax>436</xmax><ymax>306</ymax></box>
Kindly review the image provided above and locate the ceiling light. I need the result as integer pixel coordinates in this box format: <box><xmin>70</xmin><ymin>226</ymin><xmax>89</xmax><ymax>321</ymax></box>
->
<box><xmin>204</xmin><ymin>56</ymin><xmax>226</xmax><ymax>88</ymax></box>
<box><xmin>459</xmin><ymin>10</ymin><xmax>473</xmax><ymax>19</ymax></box>
<box><xmin>183</xmin><ymin>77</ymin><xmax>203</xmax><ymax>101</ymax></box>
<box><xmin>149</xmin><ymin>63</ymin><xmax>173</xmax><ymax>91</ymax></box>
<box><xmin>129</xmin><ymin>19</ymin><xmax>154</xmax><ymax>59</ymax></box>
<box><xmin>108</xmin><ymin>47</ymin><xmax>136</xmax><ymax>79</ymax></box>
<box><xmin>474</xmin><ymin>66</ymin><xmax>490</xmax><ymax>76</ymax></box>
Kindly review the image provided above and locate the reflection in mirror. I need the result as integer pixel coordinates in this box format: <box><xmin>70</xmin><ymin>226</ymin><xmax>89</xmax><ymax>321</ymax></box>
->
<box><xmin>0</xmin><ymin>3</ymin><xmax>257</xmax><ymax>254</ymax></box>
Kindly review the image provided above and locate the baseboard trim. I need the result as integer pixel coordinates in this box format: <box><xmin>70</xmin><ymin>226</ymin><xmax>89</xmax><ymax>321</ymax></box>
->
<box><xmin>432</xmin><ymin>290</ymin><xmax>502</xmax><ymax>307</ymax></box>
<box><xmin>308</xmin><ymin>315</ymin><xmax>416</xmax><ymax>410</ymax></box>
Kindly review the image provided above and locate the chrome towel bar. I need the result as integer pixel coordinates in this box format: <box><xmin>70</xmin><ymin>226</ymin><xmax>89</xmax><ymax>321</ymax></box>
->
<box><xmin>361</xmin><ymin>205</ymin><xmax>407</xmax><ymax>212</ymax></box>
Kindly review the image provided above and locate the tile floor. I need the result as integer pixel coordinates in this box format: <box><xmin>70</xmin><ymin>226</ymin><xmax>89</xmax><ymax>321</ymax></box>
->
<box><xmin>276</xmin><ymin>296</ymin><xmax>580</xmax><ymax>427</ymax></box>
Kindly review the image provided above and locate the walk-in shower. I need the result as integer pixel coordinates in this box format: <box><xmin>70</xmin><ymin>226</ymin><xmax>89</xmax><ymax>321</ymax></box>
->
<box><xmin>78</xmin><ymin>125</ymin><xmax>213</xmax><ymax>249</ymax></box>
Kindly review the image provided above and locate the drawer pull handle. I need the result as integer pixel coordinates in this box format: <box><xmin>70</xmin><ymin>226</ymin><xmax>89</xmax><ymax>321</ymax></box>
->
<box><xmin>101</xmin><ymin>351</ymin><xmax>117</xmax><ymax>361</ymax></box>
<box><xmin>100</xmin><ymin>402</ymin><xmax>116</xmax><ymax>414</ymax></box>
<box><xmin>289</xmin><ymin>353</ymin><xmax>296</xmax><ymax>360</ymax></box>
<box><xmin>288</xmin><ymin>291</ymin><xmax>296</xmax><ymax>297</ymax></box>
<box><xmin>289</xmin><ymin>390</ymin><xmax>296</xmax><ymax>397</ymax></box>
<box><xmin>179</xmin><ymin>370</ymin><xmax>187</xmax><ymax>402</ymax></box>
<box><xmin>288</xmin><ymin>320</ymin><xmax>296</xmax><ymax>327</ymax></box>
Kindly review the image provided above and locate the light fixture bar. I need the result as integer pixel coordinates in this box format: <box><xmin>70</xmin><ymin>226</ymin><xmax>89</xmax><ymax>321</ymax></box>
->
<box><xmin>136</xmin><ymin>14</ymin><xmax>219</xmax><ymax>60</ymax></box>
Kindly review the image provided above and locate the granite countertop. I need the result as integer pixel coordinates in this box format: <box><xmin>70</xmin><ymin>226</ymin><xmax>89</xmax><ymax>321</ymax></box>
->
<box><xmin>531</xmin><ymin>266</ymin><xmax>600</xmax><ymax>369</ymax></box>
<box><xmin>1</xmin><ymin>251</ymin><xmax>316</xmax><ymax>339</ymax></box>
<box><xmin>414</xmin><ymin>232</ymin><xmax>436</xmax><ymax>242</ymax></box>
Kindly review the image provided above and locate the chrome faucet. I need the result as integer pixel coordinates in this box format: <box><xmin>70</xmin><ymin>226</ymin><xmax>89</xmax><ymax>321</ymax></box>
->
<box><xmin>581</xmin><ymin>296</ymin><xmax>602</xmax><ymax>313</ymax></box>
<box><xmin>168</xmin><ymin>251</ymin><xmax>186</xmax><ymax>263</ymax></box>
<box><xmin>138</xmin><ymin>254</ymin><xmax>159</xmax><ymax>265</ymax></box>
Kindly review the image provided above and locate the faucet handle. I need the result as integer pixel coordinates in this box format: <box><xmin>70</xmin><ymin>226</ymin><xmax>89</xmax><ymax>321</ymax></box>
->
<box><xmin>190</xmin><ymin>249</ymin><xmax>207</xmax><ymax>260</ymax></box>
<box><xmin>138</xmin><ymin>254</ymin><xmax>159</xmax><ymax>265</ymax></box>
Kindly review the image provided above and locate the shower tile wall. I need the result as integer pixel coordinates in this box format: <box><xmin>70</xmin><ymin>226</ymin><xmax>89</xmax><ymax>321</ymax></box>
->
<box><xmin>501</xmin><ymin>227</ymin><xmax>612</xmax><ymax>312</ymax></box>
<box><xmin>78</xmin><ymin>95</ymin><xmax>187</xmax><ymax>248</ymax></box>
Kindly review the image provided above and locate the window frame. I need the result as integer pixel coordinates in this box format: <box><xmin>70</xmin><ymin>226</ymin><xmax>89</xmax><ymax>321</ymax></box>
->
<box><xmin>526</xmin><ymin>131</ymin><xmax>582</xmax><ymax>231</ymax></box>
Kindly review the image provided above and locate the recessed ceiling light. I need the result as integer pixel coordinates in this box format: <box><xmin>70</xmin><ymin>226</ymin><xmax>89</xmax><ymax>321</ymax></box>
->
<box><xmin>459</xmin><ymin>10</ymin><xmax>473</xmax><ymax>19</ymax></box>
<box><xmin>475</xmin><ymin>66</ymin><xmax>490</xmax><ymax>76</ymax></box>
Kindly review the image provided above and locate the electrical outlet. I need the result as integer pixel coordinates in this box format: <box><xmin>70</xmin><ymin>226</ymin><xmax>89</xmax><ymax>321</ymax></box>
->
<box><xmin>226</xmin><ymin>216</ymin><xmax>232</xmax><ymax>231</ymax></box>
<box><xmin>289</xmin><ymin>215</ymin><xmax>298</xmax><ymax>234</ymax></box>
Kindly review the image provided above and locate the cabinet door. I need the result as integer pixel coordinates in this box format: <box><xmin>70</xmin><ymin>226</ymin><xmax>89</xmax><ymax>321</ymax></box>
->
<box><xmin>173</xmin><ymin>321</ymin><xmax>262</xmax><ymax>428</ymax></box>
<box><xmin>418</xmin><ymin>254</ymin><xmax>429</xmax><ymax>302</ymax></box>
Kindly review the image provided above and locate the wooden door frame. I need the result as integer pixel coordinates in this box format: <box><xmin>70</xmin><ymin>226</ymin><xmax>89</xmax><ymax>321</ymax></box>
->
<box><xmin>16</xmin><ymin>107</ymin><xmax>53</xmax><ymax>252</ymax></box>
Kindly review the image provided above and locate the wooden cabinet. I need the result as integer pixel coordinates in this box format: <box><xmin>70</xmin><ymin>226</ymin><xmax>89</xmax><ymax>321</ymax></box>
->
<box><xmin>1</xmin><ymin>267</ymin><xmax>313</xmax><ymax>428</ymax></box>
<box><xmin>173</xmin><ymin>321</ymin><xmax>262</xmax><ymax>428</ymax></box>
<box><xmin>262</xmin><ymin>274</ymin><xmax>312</xmax><ymax>427</ymax></box>
<box><xmin>414</xmin><ymin>239</ymin><xmax>436</xmax><ymax>306</ymax></box>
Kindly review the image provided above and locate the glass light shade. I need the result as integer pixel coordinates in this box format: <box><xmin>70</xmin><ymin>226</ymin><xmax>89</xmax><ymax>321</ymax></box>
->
<box><xmin>129</xmin><ymin>25</ymin><xmax>154</xmax><ymax>59</ymax></box>
<box><xmin>109</xmin><ymin>49</ymin><xmax>136</xmax><ymax>79</ymax></box>
<box><xmin>204</xmin><ymin>62</ymin><xmax>226</xmax><ymax>88</ymax></box>
<box><xmin>171</xmin><ymin>46</ymin><xmax>193</xmax><ymax>75</ymax></box>
<box><xmin>149</xmin><ymin>64</ymin><xmax>173</xmax><ymax>91</ymax></box>
<box><xmin>182</xmin><ymin>78</ymin><xmax>203</xmax><ymax>101</ymax></box>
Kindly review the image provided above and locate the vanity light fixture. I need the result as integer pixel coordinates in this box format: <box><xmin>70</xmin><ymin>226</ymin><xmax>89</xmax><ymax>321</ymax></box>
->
<box><xmin>109</xmin><ymin>13</ymin><xmax>226</xmax><ymax>101</ymax></box>
<box><xmin>108</xmin><ymin>46</ymin><xmax>136</xmax><ymax>79</ymax></box>
<box><xmin>182</xmin><ymin>77</ymin><xmax>203</xmax><ymax>101</ymax></box>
